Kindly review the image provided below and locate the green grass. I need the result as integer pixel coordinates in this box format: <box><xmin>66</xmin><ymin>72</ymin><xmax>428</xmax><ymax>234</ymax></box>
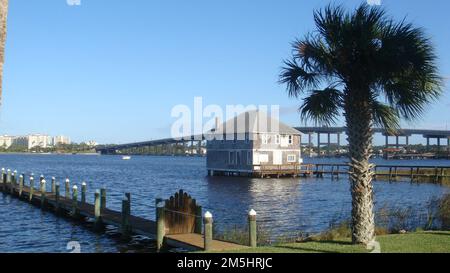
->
<box><xmin>208</xmin><ymin>231</ymin><xmax>450</xmax><ymax>253</ymax></box>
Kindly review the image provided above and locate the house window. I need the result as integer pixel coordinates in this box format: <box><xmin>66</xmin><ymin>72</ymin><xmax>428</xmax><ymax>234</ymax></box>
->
<box><xmin>261</xmin><ymin>134</ymin><xmax>268</xmax><ymax>144</ymax></box>
<box><xmin>288</xmin><ymin>135</ymin><xmax>293</xmax><ymax>144</ymax></box>
<box><xmin>275</xmin><ymin>135</ymin><xmax>280</xmax><ymax>144</ymax></box>
<box><xmin>259</xmin><ymin>153</ymin><xmax>269</xmax><ymax>163</ymax></box>
<box><xmin>287</xmin><ymin>154</ymin><xmax>296</xmax><ymax>163</ymax></box>
<box><xmin>229</xmin><ymin>152</ymin><xmax>235</xmax><ymax>164</ymax></box>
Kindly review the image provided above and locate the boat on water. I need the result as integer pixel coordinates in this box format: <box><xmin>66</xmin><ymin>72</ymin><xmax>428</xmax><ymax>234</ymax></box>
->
<box><xmin>122</xmin><ymin>156</ymin><xmax>131</xmax><ymax>160</ymax></box>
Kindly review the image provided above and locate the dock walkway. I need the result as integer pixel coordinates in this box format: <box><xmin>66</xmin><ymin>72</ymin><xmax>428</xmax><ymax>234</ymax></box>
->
<box><xmin>0</xmin><ymin>176</ymin><xmax>247</xmax><ymax>252</ymax></box>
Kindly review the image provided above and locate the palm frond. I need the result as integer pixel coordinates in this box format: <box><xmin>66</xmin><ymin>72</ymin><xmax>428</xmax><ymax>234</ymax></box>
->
<box><xmin>279</xmin><ymin>59</ymin><xmax>320</xmax><ymax>98</ymax></box>
<box><xmin>293</xmin><ymin>35</ymin><xmax>335</xmax><ymax>76</ymax></box>
<box><xmin>299</xmin><ymin>88</ymin><xmax>342</xmax><ymax>126</ymax></box>
<box><xmin>371</xmin><ymin>101</ymin><xmax>400</xmax><ymax>134</ymax></box>
<box><xmin>313</xmin><ymin>4</ymin><xmax>346</xmax><ymax>49</ymax></box>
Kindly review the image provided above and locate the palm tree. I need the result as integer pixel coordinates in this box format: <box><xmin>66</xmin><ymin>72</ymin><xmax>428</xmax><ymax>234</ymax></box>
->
<box><xmin>0</xmin><ymin>0</ymin><xmax>8</xmax><ymax>104</ymax></box>
<box><xmin>280</xmin><ymin>3</ymin><xmax>443</xmax><ymax>245</ymax></box>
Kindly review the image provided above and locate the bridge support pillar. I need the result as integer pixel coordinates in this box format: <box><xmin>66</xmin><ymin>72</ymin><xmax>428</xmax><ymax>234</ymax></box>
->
<box><xmin>385</xmin><ymin>135</ymin><xmax>389</xmax><ymax>150</ymax></box>
<box><xmin>317</xmin><ymin>133</ymin><xmax>321</xmax><ymax>157</ymax></box>
<box><xmin>337</xmin><ymin>133</ymin><xmax>341</xmax><ymax>155</ymax></box>
<box><xmin>327</xmin><ymin>133</ymin><xmax>331</xmax><ymax>156</ymax></box>
<box><xmin>308</xmin><ymin>133</ymin><xmax>312</xmax><ymax>157</ymax></box>
<box><xmin>396</xmin><ymin>136</ymin><xmax>399</xmax><ymax>149</ymax></box>
<box><xmin>426</xmin><ymin>137</ymin><xmax>430</xmax><ymax>152</ymax></box>
<box><xmin>438</xmin><ymin>138</ymin><xmax>441</xmax><ymax>152</ymax></box>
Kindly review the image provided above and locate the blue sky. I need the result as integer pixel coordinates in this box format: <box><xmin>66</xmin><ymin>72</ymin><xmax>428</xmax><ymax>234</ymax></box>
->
<box><xmin>1</xmin><ymin>0</ymin><xmax>449</xmax><ymax>144</ymax></box>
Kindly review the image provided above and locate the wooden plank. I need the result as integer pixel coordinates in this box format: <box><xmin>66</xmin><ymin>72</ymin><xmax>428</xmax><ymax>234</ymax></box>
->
<box><xmin>165</xmin><ymin>233</ymin><xmax>247</xmax><ymax>252</ymax></box>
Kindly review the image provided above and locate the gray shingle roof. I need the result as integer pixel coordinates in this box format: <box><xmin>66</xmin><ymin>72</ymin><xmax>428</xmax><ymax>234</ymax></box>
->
<box><xmin>208</xmin><ymin>110</ymin><xmax>301</xmax><ymax>135</ymax></box>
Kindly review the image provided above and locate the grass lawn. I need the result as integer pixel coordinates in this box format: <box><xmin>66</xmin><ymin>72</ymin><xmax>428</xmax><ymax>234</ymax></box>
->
<box><xmin>209</xmin><ymin>231</ymin><xmax>450</xmax><ymax>253</ymax></box>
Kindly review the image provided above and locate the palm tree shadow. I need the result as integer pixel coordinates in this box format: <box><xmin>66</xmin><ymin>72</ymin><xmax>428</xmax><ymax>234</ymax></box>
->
<box><xmin>272</xmin><ymin>239</ymin><xmax>362</xmax><ymax>253</ymax></box>
<box><xmin>273</xmin><ymin>245</ymin><xmax>336</xmax><ymax>253</ymax></box>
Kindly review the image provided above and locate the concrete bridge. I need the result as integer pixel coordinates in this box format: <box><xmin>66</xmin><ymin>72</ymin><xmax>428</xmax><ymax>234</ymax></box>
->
<box><xmin>95</xmin><ymin>128</ymin><xmax>450</xmax><ymax>156</ymax></box>
<box><xmin>96</xmin><ymin>135</ymin><xmax>206</xmax><ymax>155</ymax></box>
<box><xmin>297</xmin><ymin>127</ymin><xmax>450</xmax><ymax>155</ymax></box>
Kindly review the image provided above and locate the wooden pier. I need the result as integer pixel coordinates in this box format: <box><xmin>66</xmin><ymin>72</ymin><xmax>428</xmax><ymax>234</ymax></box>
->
<box><xmin>309</xmin><ymin>163</ymin><xmax>450</xmax><ymax>183</ymax></box>
<box><xmin>0</xmin><ymin>170</ymin><xmax>248</xmax><ymax>252</ymax></box>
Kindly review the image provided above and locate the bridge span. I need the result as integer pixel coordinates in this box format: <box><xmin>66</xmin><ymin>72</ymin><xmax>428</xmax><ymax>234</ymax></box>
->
<box><xmin>95</xmin><ymin>128</ymin><xmax>450</xmax><ymax>156</ymax></box>
<box><xmin>297</xmin><ymin>127</ymin><xmax>450</xmax><ymax>156</ymax></box>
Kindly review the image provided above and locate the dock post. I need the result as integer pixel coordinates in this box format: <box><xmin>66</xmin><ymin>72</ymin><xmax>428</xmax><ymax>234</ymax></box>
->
<box><xmin>203</xmin><ymin>211</ymin><xmax>213</xmax><ymax>251</ymax></box>
<box><xmin>29</xmin><ymin>176</ymin><xmax>34</xmax><ymax>202</ymax></box>
<box><xmin>40</xmin><ymin>179</ymin><xmax>46</xmax><ymax>207</ymax></box>
<box><xmin>10</xmin><ymin>171</ymin><xmax>15</xmax><ymax>194</ymax></box>
<box><xmin>71</xmin><ymin>185</ymin><xmax>78</xmax><ymax>217</ymax></box>
<box><xmin>7</xmin><ymin>169</ymin><xmax>11</xmax><ymax>184</ymax></box>
<box><xmin>1</xmin><ymin>168</ymin><xmax>5</xmax><ymax>191</ymax></box>
<box><xmin>195</xmin><ymin>205</ymin><xmax>202</xmax><ymax>234</ymax></box>
<box><xmin>248</xmin><ymin>209</ymin><xmax>257</xmax><ymax>248</ymax></box>
<box><xmin>94</xmin><ymin>190</ymin><xmax>103</xmax><ymax>231</ymax></box>
<box><xmin>121</xmin><ymin>196</ymin><xmax>131</xmax><ymax>239</ymax></box>
<box><xmin>51</xmin><ymin>177</ymin><xmax>56</xmax><ymax>194</ymax></box>
<box><xmin>155</xmin><ymin>197</ymin><xmax>163</xmax><ymax>220</ymax></box>
<box><xmin>65</xmin><ymin>179</ymin><xmax>70</xmax><ymax>199</ymax></box>
<box><xmin>19</xmin><ymin>174</ymin><xmax>24</xmax><ymax>197</ymax></box>
<box><xmin>125</xmin><ymin>192</ymin><xmax>131</xmax><ymax>211</ymax></box>
<box><xmin>434</xmin><ymin>167</ymin><xmax>439</xmax><ymax>183</ymax></box>
<box><xmin>55</xmin><ymin>183</ymin><xmax>60</xmax><ymax>214</ymax></box>
<box><xmin>12</xmin><ymin>170</ymin><xmax>17</xmax><ymax>189</ymax></box>
<box><xmin>100</xmin><ymin>187</ymin><xmax>106</xmax><ymax>209</ymax></box>
<box><xmin>156</xmin><ymin>200</ymin><xmax>166</xmax><ymax>252</ymax></box>
<box><xmin>81</xmin><ymin>182</ymin><xmax>87</xmax><ymax>203</ymax></box>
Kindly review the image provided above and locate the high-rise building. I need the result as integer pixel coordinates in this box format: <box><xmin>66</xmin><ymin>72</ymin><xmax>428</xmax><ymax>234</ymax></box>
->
<box><xmin>0</xmin><ymin>135</ymin><xmax>14</xmax><ymax>149</ymax></box>
<box><xmin>53</xmin><ymin>135</ymin><xmax>71</xmax><ymax>146</ymax></box>
<box><xmin>27</xmin><ymin>134</ymin><xmax>51</xmax><ymax>149</ymax></box>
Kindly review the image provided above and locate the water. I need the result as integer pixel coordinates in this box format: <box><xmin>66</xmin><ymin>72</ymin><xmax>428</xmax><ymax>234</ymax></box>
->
<box><xmin>0</xmin><ymin>154</ymin><xmax>448</xmax><ymax>252</ymax></box>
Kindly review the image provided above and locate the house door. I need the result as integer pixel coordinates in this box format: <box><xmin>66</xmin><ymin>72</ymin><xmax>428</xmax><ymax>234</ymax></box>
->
<box><xmin>273</xmin><ymin>151</ymin><xmax>282</xmax><ymax>165</ymax></box>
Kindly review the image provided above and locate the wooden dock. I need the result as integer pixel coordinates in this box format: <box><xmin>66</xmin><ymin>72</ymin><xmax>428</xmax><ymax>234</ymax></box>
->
<box><xmin>0</xmin><ymin>171</ymin><xmax>248</xmax><ymax>252</ymax></box>
<box><xmin>309</xmin><ymin>163</ymin><xmax>450</xmax><ymax>183</ymax></box>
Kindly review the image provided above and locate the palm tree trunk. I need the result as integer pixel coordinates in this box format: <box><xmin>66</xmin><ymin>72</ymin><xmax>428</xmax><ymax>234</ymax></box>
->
<box><xmin>345</xmin><ymin>97</ymin><xmax>376</xmax><ymax>245</ymax></box>
<box><xmin>0</xmin><ymin>0</ymin><xmax>8</xmax><ymax>105</ymax></box>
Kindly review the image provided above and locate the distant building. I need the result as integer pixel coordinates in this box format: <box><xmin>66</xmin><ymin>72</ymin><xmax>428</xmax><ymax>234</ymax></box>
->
<box><xmin>0</xmin><ymin>135</ymin><xmax>14</xmax><ymax>149</ymax></box>
<box><xmin>12</xmin><ymin>136</ymin><xmax>28</xmax><ymax>148</ymax></box>
<box><xmin>206</xmin><ymin>110</ymin><xmax>302</xmax><ymax>177</ymax></box>
<box><xmin>85</xmin><ymin>140</ymin><xmax>98</xmax><ymax>147</ymax></box>
<box><xmin>27</xmin><ymin>134</ymin><xmax>51</xmax><ymax>149</ymax></box>
<box><xmin>53</xmin><ymin>135</ymin><xmax>71</xmax><ymax>146</ymax></box>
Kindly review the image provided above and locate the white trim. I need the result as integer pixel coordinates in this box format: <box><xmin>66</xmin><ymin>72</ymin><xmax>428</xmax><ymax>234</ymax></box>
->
<box><xmin>207</xmin><ymin>168</ymin><xmax>254</xmax><ymax>173</ymax></box>
<box><xmin>254</xmin><ymin>149</ymin><xmax>301</xmax><ymax>152</ymax></box>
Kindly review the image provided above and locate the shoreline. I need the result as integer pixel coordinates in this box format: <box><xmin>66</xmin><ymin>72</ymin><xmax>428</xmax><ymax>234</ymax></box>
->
<box><xmin>0</xmin><ymin>152</ymin><xmax>100</xmax><ymax>155</ymax></box>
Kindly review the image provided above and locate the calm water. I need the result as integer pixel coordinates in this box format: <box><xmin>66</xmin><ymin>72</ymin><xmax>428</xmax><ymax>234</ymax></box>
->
<box><xmin>0</xmin><ymin>154</ymin><xmax>448</xmax><ymax>253</ymax></box>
